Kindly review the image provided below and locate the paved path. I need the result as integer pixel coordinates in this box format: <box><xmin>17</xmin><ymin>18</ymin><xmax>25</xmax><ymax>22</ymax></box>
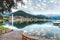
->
<box><xmin>0</xmin><ymin>31</ymin><xmax>56</xmax><ymax>40</ymax></box>
<box><xmin>0</xmin><ymin>31</ymin><xmax>23</xmax><ymax>40</ymax></box>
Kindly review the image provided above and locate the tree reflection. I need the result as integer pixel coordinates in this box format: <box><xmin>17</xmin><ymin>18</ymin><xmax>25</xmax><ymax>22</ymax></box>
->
<box><xmin>13</xmin><ymin>21</ymin><xmax>47</xmax><ymax>28</ymax></box>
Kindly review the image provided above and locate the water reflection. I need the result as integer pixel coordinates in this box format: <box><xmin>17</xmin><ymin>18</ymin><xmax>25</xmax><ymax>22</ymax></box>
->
<box><xmin>13</xmin><ymin>21</ymin><xmax>47</xmax><ymax>28</ymax></box>
<box><xmin>22</xmin><ymin>22</ymin><xmax>60</xmax><ymax>33</ymax></box>
<box><xmin>3</xmin><ymin>21</ymin><xmax>60</xmax><ymax>40</ymax></box>
<box><xmin>22</xmin><ymin>22</ymin><xmax>60</xmax><ymax>40</ymax></box>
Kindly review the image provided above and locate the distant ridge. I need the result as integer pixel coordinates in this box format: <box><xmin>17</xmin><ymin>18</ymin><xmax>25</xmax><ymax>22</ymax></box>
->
<box><xmin>49</xmin><ymin>15</ymin><xmax>60</xmax><ymax>19</ymax></box>
<box><xmin>11</xmin><ymin>10</ymin><xmax>48</xmax><ymax>19</ymax></box>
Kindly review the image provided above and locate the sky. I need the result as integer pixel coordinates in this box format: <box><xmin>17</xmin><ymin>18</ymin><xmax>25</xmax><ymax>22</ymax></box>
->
<box><xmin>12</xmin><ymin>0</ymin><xmax>60</xmax><ymax>16</ymax></box>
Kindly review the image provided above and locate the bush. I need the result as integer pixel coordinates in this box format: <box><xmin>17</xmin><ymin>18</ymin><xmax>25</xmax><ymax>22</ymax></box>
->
<box><xmin>0</xmin><ymin>14</ymin><xmax>3</xmax><ymax>19</ymax></box>
<box><xmin>0</xmin><ymin>26</ymin><xmax>8</xmax><ymax>31</ymax></box>
<box><xmin>0</xmin><ymin>14</ymin><xmax>3</xmax><ymax>25</ymax></box>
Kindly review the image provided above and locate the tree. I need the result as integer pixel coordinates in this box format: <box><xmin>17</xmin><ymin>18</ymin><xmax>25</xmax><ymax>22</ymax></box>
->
<box><xmin>0</xmin><ymin>0</ymin><xmax>25</xmax><ymax>14</ymax></box>
<box><xmin>16</xmin><ymin>0</ymin><xmax>25</xmax><ymax>5</ymax></box>
<box><xmin>15</xmin><ymin>0</ymin><xmax>25</xmax><ymax>8</ymax></box>
<box><xmin>0</xmin><ymin>0</ymin><xmax>15</xmax><ymax>14</ymax></box>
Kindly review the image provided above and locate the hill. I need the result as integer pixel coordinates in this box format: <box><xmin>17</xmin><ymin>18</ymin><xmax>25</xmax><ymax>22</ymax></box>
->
<box><xmin>11</xmin><ymin>10</ymin><xmax>48</xmax><ymax>19</ymax></box>
<box><xmin>49</xmin><ymin>15</ymin><xmax>60</xmax><ymax>19</ymax></box>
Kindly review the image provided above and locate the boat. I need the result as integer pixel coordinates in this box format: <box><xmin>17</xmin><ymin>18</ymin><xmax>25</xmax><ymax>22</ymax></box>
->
<box><xmin>53</xmin><ymin>20</ymin><xmax>60</xmax><ymax>26</ymax></box>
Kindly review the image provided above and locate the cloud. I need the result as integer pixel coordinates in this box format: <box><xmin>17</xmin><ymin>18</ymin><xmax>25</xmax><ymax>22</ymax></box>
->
<box><xmin>12</xmin><ymin>0</ymin><xmax>60</xmax><ymax>16</ymax></box>
<box><xmin>49</xmin><ymin>0</ymin><xmax>60</xmax><ymax>3</ymax></box>
<box><xmin>49</xmin><ymin>0</ymin><xmax>57</xmax><ymax>3</ymax></box>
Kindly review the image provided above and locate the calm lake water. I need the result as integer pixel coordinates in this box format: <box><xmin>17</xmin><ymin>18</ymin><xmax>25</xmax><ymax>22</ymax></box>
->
<box><xmin>3</xmin><ymin>21</ymin><xmax>60</xmax><ymax>40</ymax></box>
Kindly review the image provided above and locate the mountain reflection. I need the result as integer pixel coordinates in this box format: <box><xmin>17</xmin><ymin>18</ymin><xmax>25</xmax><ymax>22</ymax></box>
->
<box><xmin>13</xmin><ymin>21</ymin><xmax>47</xmax><ymax>28</ymax></box>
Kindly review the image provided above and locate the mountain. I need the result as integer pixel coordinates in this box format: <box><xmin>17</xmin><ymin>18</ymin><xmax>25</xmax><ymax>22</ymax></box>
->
<box><xmin>36</xmin><ymin>15</ymin><xmax>48</xmax><ymax>19</ymax></box>
<box><xmin>11</xmin><ymin>10</ymin><xmax>48</xmax><ymax>19</ymax></box>
<box><xmin>48</xmin><ymin>15</ymin><xmax>60</xmax><ymax>19</ymax></box>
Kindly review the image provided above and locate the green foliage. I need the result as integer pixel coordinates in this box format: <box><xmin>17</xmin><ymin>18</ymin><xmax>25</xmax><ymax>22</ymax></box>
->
<box><xmin>0</xmin><ymin>0</ymin><xmax>15</xmax><ymax>13</ymax></box>
<box><xmin>0</xmin><ymin>26</ymin><xmax>8</xmax><ymax>31</ymax></box>
<box><xmin>0</xmin><ymin>15</ymin><xmax>3</xmax><ymax>19</ymax></box>
<box><xmin>0</xmin><ymin>15</ymin><xmax>3</xmax><ymax>25</ymax></box>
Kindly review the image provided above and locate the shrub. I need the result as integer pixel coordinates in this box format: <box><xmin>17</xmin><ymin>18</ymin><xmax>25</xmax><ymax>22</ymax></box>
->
<box><xmin>0</xmin><ymin>14</ymin><xmax>3</xmax><ymax>25</ymax></box>
<box><xmin>0</xmin><ymin>26</ymin><xmax>8</xmax><ymax>31</ymax></box>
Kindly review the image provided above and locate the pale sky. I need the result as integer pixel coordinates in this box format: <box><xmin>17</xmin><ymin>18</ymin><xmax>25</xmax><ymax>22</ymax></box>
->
<box><xmin>12</xmin><ymin>0</ymin><xmax>60</xmax><ymax>16</ymax></box>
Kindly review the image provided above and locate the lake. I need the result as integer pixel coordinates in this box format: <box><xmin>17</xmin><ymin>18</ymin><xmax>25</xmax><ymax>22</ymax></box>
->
<box><xmin>3</xmin><ymin>21</ymin><xmax>60</xmax><ymax>40</ymax></box>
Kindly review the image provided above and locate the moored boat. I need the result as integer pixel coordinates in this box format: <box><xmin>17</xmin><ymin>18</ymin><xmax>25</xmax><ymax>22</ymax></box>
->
<box><xmin>53</xmin><ymin>20</ymin><xmax>60</xmax><ymax>26</ymax></box>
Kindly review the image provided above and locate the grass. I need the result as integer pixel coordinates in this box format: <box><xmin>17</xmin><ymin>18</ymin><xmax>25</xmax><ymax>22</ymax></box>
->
<box><xmin>0</xmin><ymin>25</ymin><xmax>8</xmax><ymax>31</ymax></box>
<box><xmin>0</xmin><ymin>15</ymin><xmax>9</xmax><ymax>31</ymax></box>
